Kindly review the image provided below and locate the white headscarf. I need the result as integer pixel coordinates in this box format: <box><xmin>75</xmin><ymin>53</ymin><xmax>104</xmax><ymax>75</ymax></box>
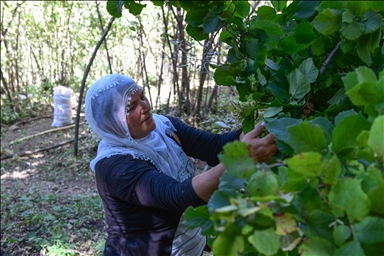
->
<box><xmin>85</xmin><ymin>74</ymin><xmax>197</xmax><ymax>182</ymax></box>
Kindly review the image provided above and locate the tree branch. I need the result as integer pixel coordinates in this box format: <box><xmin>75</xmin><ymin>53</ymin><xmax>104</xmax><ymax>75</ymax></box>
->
<box><xmin>320</xmin><ymin>41</ymin><xmax>341</xmax><ymax>74</ymax></box>
<box><xmin>74</xmin><ymin>16</ymin><xmax>115</xmax><ymax>156</ymax></box>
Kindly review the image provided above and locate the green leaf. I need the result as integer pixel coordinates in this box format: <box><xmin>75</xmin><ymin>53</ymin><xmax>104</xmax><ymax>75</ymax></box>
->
<box><xmin>312</xmin><ymin>36</ymin><xmax>332</xmax><ymax>56</ymax></box>
<box><xmin>218</xmin><ymin>172</ymin><xmax>247</xmax><ymax>198</ymax></box>
<box><xmin>299</xmin><ymin>184</ymin><xmax>325</xmax><ymax>213</ymax></box>
<box><xmin>267</xmin><ymin>118</ymin><xmax>302</xmax><ymax>143</ymax></box>
<box><xmin>286</xmin><ymin>152</ymin><xmax>323</xmax><ymax>177</ymax></box>
<box><xmin>333</xmin><ymin>225</ymin><xmax>351</xmax><ymax>246</ymax></box>
<box><xmin>354</xmin><ymin>216</ymin><xmax>384</xmax><ymax>245</ymax></box>
<box><xmin>274</xmin><ymin>213</ymin><xmax>299</xmax><ymax>235</ymax></box>
<box><xmin>327</xmin><ymin>89</ymin><xmax>347</xmax><ymax>104</ymax></box>
<box><xmin>356</xmin><ymin>37</ymin><xmax>373</xmax><ymax>66</ymax></box>
<box><xmin>218</xmin><ymin>141</ymin><xmax>256</xmax><ymax>179</ymax></box>
<box><xmin>263</xmin><ymin>106</ymin><xmax>283</xmax><ymax>118</ymax></box>
<box><xmin>246</xmin><ymin>38</ymin><xmax>266</xmax><ymax>60</ymax></box>
<box><xmin>267</xmin><ymin>81</ymin><xmax>291</xmax><ymax>101</ymax></box>
<box><xmin>329</xmin><ymin>178</ymin><xmax>371</xmax><ymax>222</ymax></box>
<box><xmin>321</xmin><ymin>154</ymin><xmax>342</xmax><ymax>186</ymax></box>
<box><xmin>185</xmin><ymin>25</ymin><xmax>208</xmax><ymax>41</ymax></box>
<box><xmin>242</xmin><ymin>110</ymin><xmax>256</xmax><ymax>134</ymax></box>
<box><xmin>341</xmin><ymin>21</ymin><xmax>365</xmax><ymax>40</ymax></box>
<box><xmin>233</xmin><ymin>1</ymin><xmax>250</xmax><ymax>19</ymax></box>
<box><xmin>106</xmin><ymin>0</ymin><xmax>124</xmax><ymax>18</ymax></box>
<box><xmin>184</xmin><ymin>206</ymin><xmax>214</xmax><ymax>234</ymax></box>
<box><xmin>334</xmin><ymin>241</ymin><xmax>366</xmax><ymax>256</ymax></box>
<box><xmin>247</xmin><ymin>170</ymin><xmax>279</xmax><ymax>197</ymax></box>
<box><xmin>294</xmin><ymin>0</ymin><xmax>321</xmax><ymax>19</ymax></box>
<box><xmin>151</xmin><ymin>1</ymin><xmax>164</xmax><ymax>7</ymax></box>
<box><xmin>309</xmin><ymin>117</ymin><xmax>334</xmax><ymax>139</ymax></box>
<box><xmin>214</xmin><ymin>63</ymin><xmax>241</xmax><ymax>86</ymax></box>
<box><xmin>252</xmin><ymin>20</ymin><xmax>284</xmax><ymax>44</ymax></box>
<box><xmin>332</xmin><ymin>111</ymin><xmax>371</xmax><ymax>157</ymax></box>
<box><xmin>265</xmin><ymin>58</ymin><xmax>279</xmax><ymax>71</ymax></box>
<box><xmin>287</xmin><ymin>121</ymin><xmax>328</xmax><ymax>153</ymax></box>
<box><xmin>280</xmin><ymin>35</ymin><xmax>309</xmax><ymax>55</ymax></box>
<box><xmin>256</xmin><ymin>6</ymin><xmax>276</xmax><ymax>20</ymax></box>
<box><xmin>185</xmin><ymin>7</ymin><xmax>207</xmax><ymax>26</ymax></box>
<box><xmin>203</xmin><ymin>12</ymin><xmax>222</xmax><ymax>34</ymax></box>
<box><xmin>288</xmin><ymin>69</ymin><xmax>311</xmax><ymax>100</ymax></box>
<box><xmin>364</xmin><ymin>10</ymin><xmax>384</xmax><ymax>34</ymax></box>
<box><xmin>299</xmin><ymin>58</ymin><xmax>319</xmax><ymax>83</ymax></box>
<box><xmin>346</xmin><ymin>81</ymin><xmax>378</xmax><ymax>106</ymax></box>
<box><xmin>208</xmin><ymin>190</ymin><xmax>230</xmax><ymax>210</ymax></box>
<box><xmin>368</xmin><ymin>115</ymin><xmax>384</xmax><ymax>157</ymax></box>
<box><xmin>302</xmin><ymin>210</ymin><xmax>334</xmax><ymax>241</ymax></box>
<box><xmin>342</xmin><ymin>9</ymin><xmax>354</xmax><ymax>23</ymax></box>
<box><xmin>248</xmin><ymin>228</ymin><xmax>280</xmax><ymax>256</ymax></box>
<box><xmin>124</xmin><ymin>1</ymin><xmax>146</xmax><ymax>16</ymax></box>
<box><xmin>312</xmin><ymin>8</ymin><xmax>342</xmax><ymax>35</ymax></box>
<box><xmin>294</xmin><ymin>22</ymin><xmax>318</xmax><ymax>44</ymax></box>
<box><xmin>367</xmin><ymin>183</ymin><xmax>384</xmax><ymax>214</ymax></box>
<box><xmin>271</xmin><ymin>0</ymin><xmax>287</xmax><ymax>11</ymax></box>
<box><xmin>212</xmin><ymin>231</ymin><xmax>245</xmax><ymax>256</ymax></box>
<box><xmin>299</xmin><ymin>236</ymin><xmax>336</xmax><ymax>256</ymax></box>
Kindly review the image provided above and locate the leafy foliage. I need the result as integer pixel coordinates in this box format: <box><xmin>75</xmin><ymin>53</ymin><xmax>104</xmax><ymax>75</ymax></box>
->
<box><xmin>108</xmin><ymin>0</ymin><xmax>384</xmax><ymax>255</ymax></box>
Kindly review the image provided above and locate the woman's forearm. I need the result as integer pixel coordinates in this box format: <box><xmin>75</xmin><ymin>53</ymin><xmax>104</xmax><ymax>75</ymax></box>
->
<box><xmin>191</xmin><ymin>163</ymin><xmax>226</xmax><ymax>202</ymax></box>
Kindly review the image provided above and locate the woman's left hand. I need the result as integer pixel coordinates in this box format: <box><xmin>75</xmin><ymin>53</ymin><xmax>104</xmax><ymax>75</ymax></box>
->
<box><xmin>240</xmin><ymin>122</ymin><xmax>278</xmax><ymax>163</ymax></box>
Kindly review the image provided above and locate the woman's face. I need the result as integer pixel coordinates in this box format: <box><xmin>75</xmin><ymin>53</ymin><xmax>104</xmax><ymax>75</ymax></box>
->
<box><xmin>125</xmin><ymin>89</ymin><xmax>156</xmax><ymax>139</ymax></box>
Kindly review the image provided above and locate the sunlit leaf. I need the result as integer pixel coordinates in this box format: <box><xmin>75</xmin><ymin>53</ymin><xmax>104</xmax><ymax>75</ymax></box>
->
<box><xmin>329</xmin><ymin>178</ymin><xmax>371</xmax><ymax>222</ymax></box>
<box><xmin>286</xmin><ymin>152</ymin><xmax>323</xmax><ymax>177</ymax></box>
<box><xmin>246</xmin><ymin>170</ymin><xmax>279</xmax><ymax>197</ymax></box>
<box><xmin>275</xmin><ymin>213</ymin><xmax>299</xmax><ymax>236</ymax></box>
<box><xmin>218</xmin><ymin>141</ymin><xmax>256</xmax><ymax>179</ymax></box>
<box><xmin>213</xmin><ymin>231</ymin><xmax>245</xmax><ymax>256</ymax></box>
<box><xmin>368</xmin><ymin>115</ymin><xmax>384</xmax><ymax>157</ymax></box>
<box><xmin>248</xmin><ymin>228</ymin><xmax>280</xmax><ymax>256</ymax></box>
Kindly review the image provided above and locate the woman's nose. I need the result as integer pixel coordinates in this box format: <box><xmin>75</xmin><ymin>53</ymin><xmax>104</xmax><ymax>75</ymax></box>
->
<box><xmin>140</xmin><ymin>100</ymin><xmax>150</xmax><ymax>112</ymax></box>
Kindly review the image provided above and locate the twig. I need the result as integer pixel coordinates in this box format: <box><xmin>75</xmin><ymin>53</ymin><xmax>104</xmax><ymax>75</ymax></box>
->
<box><xmin>1</xmin><ymin>135</ymin><xmax>88</xmax><ymax>160</ymax></box>
<box><xmin>320</xmin><ymin>41</ymin><xmax>341</xmax><ymax>74</ymax></box>
<box><xmin>10</xmin><ymin>122</ymin><xmax>85</xmax><ymax>145</ymax></box>
<box><xmin>95</xmin><ymin>0</ymin><xmax>113</xmax><ymax>74</ymax></box>
<box><xmin>74</xmin><ymin>16</ymin><xmax>115</xmax><ymax>157</ymax></box>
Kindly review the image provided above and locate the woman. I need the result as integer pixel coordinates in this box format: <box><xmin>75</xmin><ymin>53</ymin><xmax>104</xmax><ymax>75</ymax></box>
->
<box><xmin>85</xmin><ymin>74</ymin><xmax>277</xmax><ymax>256</ymax></box>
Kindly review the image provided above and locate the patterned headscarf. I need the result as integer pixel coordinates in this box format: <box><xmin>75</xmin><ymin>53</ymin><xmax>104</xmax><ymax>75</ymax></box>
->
<box><xmin>84</xmin><ymin>74</ymin><xmax>197</xmax><ymax>181</ymax></box>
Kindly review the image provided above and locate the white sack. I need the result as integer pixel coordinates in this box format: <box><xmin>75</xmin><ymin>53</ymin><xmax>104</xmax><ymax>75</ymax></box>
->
<box><xmin>52</xmin><ymin>86</ymin><xmax>73</xmax><ymax>127</ymax></box>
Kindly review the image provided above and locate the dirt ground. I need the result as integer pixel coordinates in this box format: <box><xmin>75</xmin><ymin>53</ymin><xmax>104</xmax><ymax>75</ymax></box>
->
<box><xmin>0</xmin><ymin>111</ymin><xmax>97</xmax><ymax>198</ymax></box>
<box><xmin>0</xmin><ymin>110</ymin><xmax>103</xmax><ymax>255</ymax></box>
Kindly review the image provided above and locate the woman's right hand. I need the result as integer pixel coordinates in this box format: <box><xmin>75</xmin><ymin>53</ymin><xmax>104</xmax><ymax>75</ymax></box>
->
<box><xmin>240</xmin><ymin>122</ymin><xmax>278</xmax><ymax>163</ymax></box>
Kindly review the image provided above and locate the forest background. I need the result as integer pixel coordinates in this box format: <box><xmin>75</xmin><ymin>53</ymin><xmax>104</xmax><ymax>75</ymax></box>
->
<box><xmin>1</xmin><ymin>0</ymin><xmax>242</xmax><ymax>255</ymax></box>
<box><xmin>1</xmin><ymin>0</ymin><xmax>384</xmax><ymax>256</ymax></box>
